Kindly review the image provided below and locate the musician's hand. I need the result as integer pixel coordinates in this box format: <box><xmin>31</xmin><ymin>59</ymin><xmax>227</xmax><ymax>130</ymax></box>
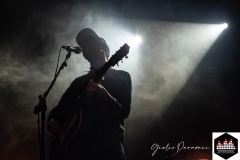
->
<box><xmin>85</xmin><ymin>80</ymin><xmax>112</xmax><ymax>103</ymax></box>
<box><xmin>47</xmin><ymin>119</ymin><xmax>63</xmax><ymax>137</ymax></box>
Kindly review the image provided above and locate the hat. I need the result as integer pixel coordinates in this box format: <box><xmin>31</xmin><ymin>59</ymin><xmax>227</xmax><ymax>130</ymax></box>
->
<box><xmin>76</xmin><ymin>28</ymin><xmax>110</xmax><ymax>58</ymax></box>
<box><xmin>76</xmin><ymin>28</ymin><xmax>100</xmax><ymax>47</ymax></box>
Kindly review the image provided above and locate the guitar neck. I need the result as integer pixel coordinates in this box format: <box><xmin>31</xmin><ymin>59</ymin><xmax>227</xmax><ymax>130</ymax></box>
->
<box><xmin>92</xmin><ymin>62</ymin><xmax>110</xmax><ymax>83</ymax></box>
<box><xmin>92</xmin><ymin>43</ymin><xmax>130</xmax><ymax>83</ymax></box>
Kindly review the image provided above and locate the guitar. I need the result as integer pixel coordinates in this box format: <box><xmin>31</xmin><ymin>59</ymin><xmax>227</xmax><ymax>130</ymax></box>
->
<box><xmin>49</xmin><ymin>43</ymin><xmax>130</xmax><ymax>160</ymax></box>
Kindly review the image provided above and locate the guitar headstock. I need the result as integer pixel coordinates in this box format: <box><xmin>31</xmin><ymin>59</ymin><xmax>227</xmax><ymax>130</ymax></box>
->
<box><xmin>108</xmin><ymin>43</ymin><xmax>130</xmax><ymax>67</ymax></box>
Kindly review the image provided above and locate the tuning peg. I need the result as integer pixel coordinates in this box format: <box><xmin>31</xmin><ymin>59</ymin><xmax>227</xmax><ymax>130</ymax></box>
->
<box><xmin>125</xmin><ymin>55</ymin><xmax>128</xmax><ymax>58</ymax></box>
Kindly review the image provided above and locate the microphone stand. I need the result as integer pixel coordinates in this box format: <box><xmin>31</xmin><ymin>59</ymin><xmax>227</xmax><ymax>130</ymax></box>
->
<box><xmin>33</xmin><ymin>51</ymin><xmax>72</xmax><ymax>160</ymax></box>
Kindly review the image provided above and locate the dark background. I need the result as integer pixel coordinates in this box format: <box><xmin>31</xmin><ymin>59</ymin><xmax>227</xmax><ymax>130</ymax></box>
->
<box><xmin>0</xmin><ymin>0</ymin><xmax>239</xmax><ymax>160</ymax></box>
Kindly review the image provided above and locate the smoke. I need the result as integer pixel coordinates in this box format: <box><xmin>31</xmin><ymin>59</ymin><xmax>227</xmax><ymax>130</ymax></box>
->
<box><xmin>0</xmin><ymin>1</ymin><xmax>231</xmax><ymax>159</ymax></box>
<box><xmin>0</xmin><ymin>1</ymin><xmax>132</xmax><ymax>157</ymax></box>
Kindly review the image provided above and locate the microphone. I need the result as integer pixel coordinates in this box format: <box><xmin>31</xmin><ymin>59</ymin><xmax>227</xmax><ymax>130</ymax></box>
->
<box><xmin>62</xmin><ymin>46</ymin><xmax>82</xmax><ymax>54</ymax></box>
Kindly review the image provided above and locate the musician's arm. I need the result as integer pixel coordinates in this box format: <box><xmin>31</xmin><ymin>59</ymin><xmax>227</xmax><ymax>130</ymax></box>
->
<box><xmin>47</xmin><ymin>77</ymin><xmax>82</xmax><ymax>124</ymax></box>
<box><xmin>101</xmin><ymin>71</ymin><xmax>132</xmax><ymax>120</ymax></box>
<box><xmin>47</xmin><ymin>83</ymin><xmax>74</xmax><ymax>134</ymax></box>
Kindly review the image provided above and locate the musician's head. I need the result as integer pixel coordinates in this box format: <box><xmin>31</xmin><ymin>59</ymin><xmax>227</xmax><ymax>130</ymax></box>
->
<box><xmin>76</xmin><ymin>28</ymin><xmax>110</xmax><ymax>68</ymax></box>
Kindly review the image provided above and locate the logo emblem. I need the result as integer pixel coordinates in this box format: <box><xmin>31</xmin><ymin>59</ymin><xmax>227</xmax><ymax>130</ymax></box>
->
<box><xmin>213</xmin><ymin>132</ymin><xmax>240</xmax><ymax>160</ymax></box>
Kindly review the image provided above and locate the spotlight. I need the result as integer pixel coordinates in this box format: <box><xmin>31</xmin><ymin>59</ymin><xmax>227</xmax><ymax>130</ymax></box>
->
<box><xmin>128</xmin><ymin>35</ymin><xmax>142</xmax><ymax>47</ymax></box>
<box><xmin>134</xmin><ymin>35</ymin><xmax>142</xmax><ymax>44</ymax></box>
<box><xmin>222</xmin><ymin>23</ymin><xmax>228</xmax><ymax>29</ymax></box>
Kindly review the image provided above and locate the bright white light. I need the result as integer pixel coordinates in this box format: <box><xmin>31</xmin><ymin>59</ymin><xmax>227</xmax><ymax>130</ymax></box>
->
<box><xmin>128</xmin><ymin>35</ymin><xmax>142</xmax><ymax>47</ymax></box>
<box><xmin>222</xmin><ymin>23</ymin><xmax>228</xmax><ymax>29</ymax></box>
<box><xmin>210</xmin><ymin>23</ymin><xmax>228</xmax><ymax>35</ymax></box>
<box><xmin>134</xmin><ymin>35</ymin><xmax>142</xmax><ymax>44</ymax></box>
